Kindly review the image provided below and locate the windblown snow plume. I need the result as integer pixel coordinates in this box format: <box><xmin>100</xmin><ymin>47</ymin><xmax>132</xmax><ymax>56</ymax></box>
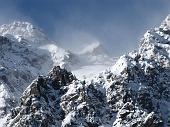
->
<box><xmin>0</xmin><ymin>21</ymin><xmax>113</xmax><ymax>126</ymax></box>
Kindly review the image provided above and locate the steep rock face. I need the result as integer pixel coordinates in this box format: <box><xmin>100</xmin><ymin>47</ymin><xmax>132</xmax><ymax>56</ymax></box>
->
<box><xmin>6</xmin><ymin>66</ymin><xmax>75</xmax><ymax>127</ymax></box>
<box><xmin>0</xmin><ymin>35</ymin><xmax>51</xmax><ymax>119</ymax></box>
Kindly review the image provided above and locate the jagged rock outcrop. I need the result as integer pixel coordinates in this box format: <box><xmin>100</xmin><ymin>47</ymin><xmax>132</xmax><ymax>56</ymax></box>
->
<box><xmin>60</xmin><ymin>80</ymin><xmax>113</xmax><ymax>127</ymax></box>
<box><xmin>6</xmin><ymin>66</ymin><xmax>75</xmax><ymax>127</ymax></box>
<box><xmin>0</xmin><ymin>35</ymin><xmax>50</xmax><ymax>120</ymax></box>
<box><xmin>0</xmin><ymin>21</ymin><xmax>80</xmax><ymax>125</ymax></box>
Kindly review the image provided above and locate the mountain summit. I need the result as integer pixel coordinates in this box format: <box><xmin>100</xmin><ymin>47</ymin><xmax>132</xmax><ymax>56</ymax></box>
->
<box><xmin>0</xmin><ymin>21</ymin><xmax>49</xmax><ymax>46</ymax></box>
<box><xmin>80</xmin><ymin>42</ymin><xmax>108</xmax><ymax>55</ymax></box>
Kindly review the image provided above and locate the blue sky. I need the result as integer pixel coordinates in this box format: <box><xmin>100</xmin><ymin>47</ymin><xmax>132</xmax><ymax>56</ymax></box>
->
<box><xmin>0</xmin><ymin>0</ymin><xmax>170</xmax><ymax>56</ymax></box>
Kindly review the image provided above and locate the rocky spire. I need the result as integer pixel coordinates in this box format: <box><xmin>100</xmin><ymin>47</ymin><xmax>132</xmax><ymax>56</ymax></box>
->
<box><xmin>6</xmin><ymin>66</ymin><xmax>75</xmax><ymax>127</ymax></box>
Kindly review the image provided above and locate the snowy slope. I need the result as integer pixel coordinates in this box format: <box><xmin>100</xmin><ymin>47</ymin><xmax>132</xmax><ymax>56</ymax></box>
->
<box><xmin>0</xmin><ymin>35</ymin><xmax>51</xmax><ymax>123</ymax></box>
<box><xmin>0</xmin><ymin>21</ymin><xmax>49</xmax><ymax>46</ymax></box>
<box><xmin>5</xmin><ymin>15</ymin><xmax>170</xmax><ymax>127</ymax></box>
<box><xmin>0</xmin><ymin>22</ymin><xmax>76</xmax><ymax>125</ymax></box>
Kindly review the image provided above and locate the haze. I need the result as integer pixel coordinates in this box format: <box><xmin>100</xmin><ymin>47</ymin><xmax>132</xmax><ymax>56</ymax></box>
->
<box><xmin>0</xmin><ymin>0</ymin><xmax>170</xmax><ymax>56</ymax></box>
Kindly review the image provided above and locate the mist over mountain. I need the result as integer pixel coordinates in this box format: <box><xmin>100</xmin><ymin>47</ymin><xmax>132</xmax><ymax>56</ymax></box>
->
<box><xmin>0</xmin><ymin>12</ymin><xmax>170</xmax><ymax>127</ymax></box>
<box><xmin>0</xmin><ymin>0</ymin><xmax>170</xmax><ymax>127</ymax></box>
<box><xmin>0</xmin><ymin>20</ymin><xmax>114</xmax><ymax>126</ymax></box>
<box><xmin>1</xmin><ymin>0</ymin><xmax>170</xmax><ymax>57</ymax></box>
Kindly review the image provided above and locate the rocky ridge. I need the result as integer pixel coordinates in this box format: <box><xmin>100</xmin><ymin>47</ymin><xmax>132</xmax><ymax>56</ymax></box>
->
<box><xmin>6</xmin><ymin>66</ymin><xmax>75</xmax><ymax>127</ymax></box>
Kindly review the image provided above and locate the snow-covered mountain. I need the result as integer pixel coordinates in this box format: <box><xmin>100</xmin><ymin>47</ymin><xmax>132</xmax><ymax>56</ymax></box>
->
<box><xmin>0</xmin><ymin>21</ymin><xmax>75</xmax><ymax>125</ymax></box>
<box><xmin>0</xmin><ymin>21</ymin><xmax>114</xmax><ymax>126</ymax></box>
<box><xmin>5</xmin><ymin>66</ymin><xmax>76</xmax><ymax>127</ymax></box>
<box><xmin>72</xmin><ymin>41</ymin><xmax>114</xmax><ymax>80</ymax></box>
<box><xmin>79</xmin><ymin>41</ymin><xmax>108</xmax><ymax>56</ymax></box>
<box><xmin>0</xmin><ymin>21</ymin><xmax>49</xmax><ymax>46</ymax></box>
<box><xmin>4</xmin><ymin>15</ymin><xmax>170</xmax><ymax>127</ymax></box>
<box><xmin>79</xmin><ymin>41</ymin><xmax>112</xmax><ymax>64</ymax></box>
<box><xmin>0</xmin><ymin>35</ymin><xmax>51</xmax><ymax>123</ymax></box>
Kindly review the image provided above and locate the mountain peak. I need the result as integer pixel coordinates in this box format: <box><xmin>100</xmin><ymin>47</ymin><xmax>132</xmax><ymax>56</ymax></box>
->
<box><xmin>80</xmin><ymin>41</ymin><xmax>108</xmax><ymax>56</ymax></box>
<box><xmin>160</xmin><ymin>14</ymin><xmax>170</xmax><ymax>31</ymax></box>
<box><xmin>0</xmin><ymin>21</ymin><xmax>49</xmax><ymax>45</ymax></box>
<box><xmin>0</xmin><ymin>21</ymin><xmax>36</xmax><ymax>36</ymax></box>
